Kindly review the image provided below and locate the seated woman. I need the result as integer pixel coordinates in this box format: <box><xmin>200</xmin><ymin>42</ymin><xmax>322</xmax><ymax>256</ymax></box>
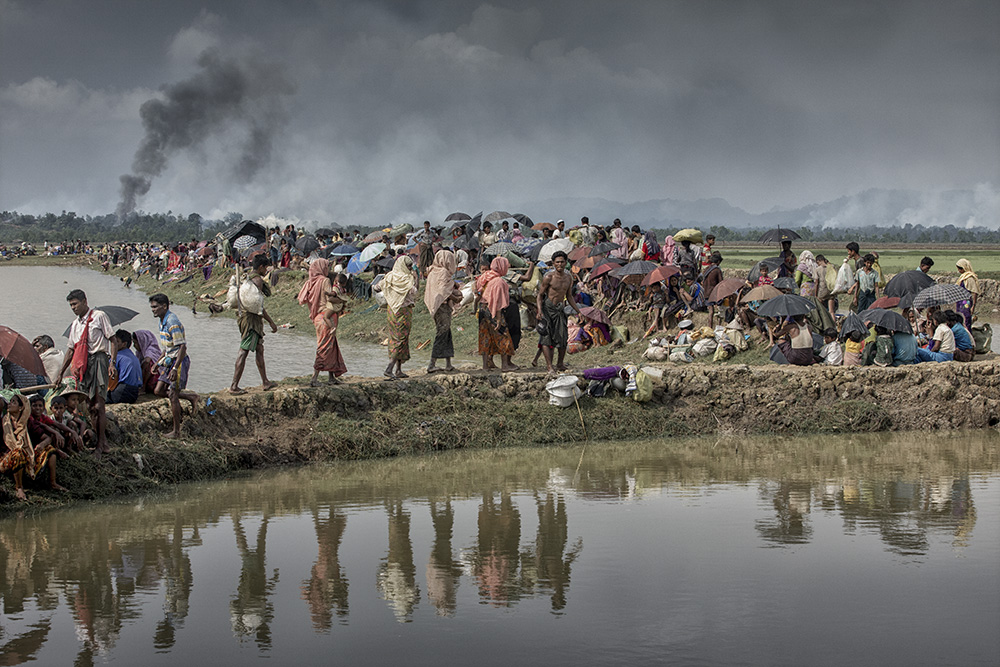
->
<box><xmin>132</xmin><ymin>329</ymin><xmax>162</xmax><ymax>394</ymax></box>
<box><xmin>915</xmin><ymin>312</ymin><xmax>955</xmax><ymax>363</ymax></box>
<box><xmin>774</xmin><ymin>315</ymin><xmax>818</xmax><ymax>366</ymax></box>
<box><xmin>678</xmin><ymin>272</ymin><xmax>706</xmax><ymax>313</ymax></box>
<box><xmin>946</xmin><ymin>310</ymin><xmax>976</xmax><ymax>362</ymax></box>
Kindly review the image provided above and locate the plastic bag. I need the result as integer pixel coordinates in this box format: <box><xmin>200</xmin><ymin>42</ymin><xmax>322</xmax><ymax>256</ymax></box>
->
<box><xmin>632</xmin><ymin>370</ymin><xmax>653</xmax><ymax>402</ymax></box>
<box><xmin>692</xmin><ymin>338</ymin><xmax>717</xmax><ymax>357</ymax></box>
<box><xmin>833</xmin><ymin>259</ymin><xmax>853</xmax><ymax>294</ymax></box>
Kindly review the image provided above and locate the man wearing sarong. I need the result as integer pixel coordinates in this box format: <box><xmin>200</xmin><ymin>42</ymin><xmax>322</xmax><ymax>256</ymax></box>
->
<box><xmin>231</xmin><ymin>254</ymin><xmax>279</xmax><ymax>394</ymax></box>
<box><xmin>150</xmin><ymin>293</ymin><xmax>199</xmax><ymax>438</ymax></box>
<box><xmin>536</xmin><ymin>251</ymin><xmax>582</xmax><ymax>374</ymax></box>
<box><xmin>58</xmin><ymin>289</ymin><xmax>114</xmax><ymax>456</ymax></box>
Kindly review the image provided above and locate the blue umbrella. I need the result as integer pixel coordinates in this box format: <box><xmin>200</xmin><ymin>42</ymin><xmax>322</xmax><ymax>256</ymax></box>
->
<box><xmin>331</xmin><ymin>244</ymin><xmax>360</xmax><ymax>257</ymax></box>
<box><xmin>346</xmin><ymin>252</ymin><xmax>371</xmax><ymax>275</ymax></box>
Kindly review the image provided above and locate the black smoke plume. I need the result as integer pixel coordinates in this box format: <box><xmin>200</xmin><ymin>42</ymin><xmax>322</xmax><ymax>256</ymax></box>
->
<box><xmin>117</xmin><ymin>48</ymin><xmax>295</xmax><ymax>218</ymax></box>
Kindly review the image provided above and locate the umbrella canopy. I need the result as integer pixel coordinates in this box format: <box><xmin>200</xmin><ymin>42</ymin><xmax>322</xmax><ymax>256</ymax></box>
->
<box><xmin>858</xmin><ymin>308</ymin><xmax>913</xmax><ymax>334</ymax></box>
<box><xmin>567</xmin><ymin>246</ymin><xmax>592</xmax><ymax>262</ymax></box>
<box><xmin>375</xmin><ymin>256</ymin><xmax>397</xmax><ymax>269</ymax></box>
<box><xmin>746</xmin><ymin>257</ymin><xmax>785</xmax><ymax>283</ymax></box>
<box><xmin>222</xmin><ymin>220</ymin><xmax>267</xmax><ymax>247</ymax></box>
<box><xmin>61</xmin><ymin>306</ymin><xmax>139</xmax><ymax>338</ymax></box>
<box><xmin>314</xmin><ymin>227</ymin><xmax>336</xmax><ymax>236</ymax></box>
<box><xmin>870</xmin><ymin>296</ymin><xmax>901</xmax><ymax>309</ymax></box>
<box><xmin>363</xmin><ymin>230</ymin><xmax>387</xmax><ymax>244</ymax></box>
<box><xmin>514</xmin><ymin>238</ymin><xmax>542</xmax><ymax>255</ymax></box>
<box><xmin>839</xmin><ymin>312</ymin><xmax>869</xmax><ymax>341</ymax></box>
<box><xmin>773</xmin><ymin>276</ymin><xmax>798</xmax><ymax>292</ymax></box>
<box><xmin>740</xmin><ymin>284</ymin><xmax>783</xmax><ymax>303</ymax></box>
<box><xmin>536</xmin><ymin>238</ymin><xmax>576</xmax><ymax>263</ymax></box>
<box><xmin>512</xmin><ymin>213</ymin><xmax>534</xmax><ymax>227</ymax></box>
<box><xmin>588</xmin><ymin>263</ymin><xmax>617</xmax><ymax>281</ymax></box>
<box><xmin>241</xmin><ymin>242</ymin><xmax>268</xmax><ymax>259</ymax></box>
<box><xmin>330</xmin><ymin>244</ymin><xmax>360</xmax><ymax>257</ymax></box>
<box><xmin>884</xmin><ymin>269</ymin><xmax>936</xmax><ymax>298</ymax></box>
<box><xmin>754</xmin><ymin>294</ymin><xmax>816</xmax><ymax>318</ymax></box>
<box><xmin>197</xmin><ymin>246</ymin><xmax>215</xmax><ymax>257</ymax></box>
<box><xmin>465</xmin><ymin>211</ymin><xmax>483</xmax><ymax>233</ymax></box>
<box><xmin>359</xmin><ymin>242</ymin><xmax>387</xmax><ymax>262</ymax></box>
<box><xmin>345</xmin><ymin>253</ymin><xmax>371</xmax><ymax>275</ymax></box>
<box><xmin>444</xmin><ymin>212</ymin><xmax>471</xmax><ymax>222</ymax></box>
<box><xmin>483</xmin><ymin>210</ymin><xmax>513</xmax><ymax>224</ymax></box>
<box><xmin>0</xmin><ymin>325</ymin><xmax>47</xmax><ymax>377</ymax></box>
<box><xmin>639</xmin><ymin>264</ymin><xmax>681</xmax><ymax>286</ymax></box>
<box><xmin>758</xmin><ymin>228</ymin><xmax>802</xmax><ymax>244</ymax></box>
<box><xmin>532</xmin><ymin>222</ymin><xmax>557</xmax><ymax>231</ymax></box>
<box><xmin>911</xmin><ymin>283</ymin><xmax>972</xmax><ymax>309</ymax></box>
<box><xmin>295</xmin><ymin>235</ymin><xmax>320</xmax><ymax>255</ymax></box>
<box><xmin>588</xmin><ymin>242</ymin><xmax>620</xmax><ymax>257</ymax></box>
<box><xmin>232</xmin><ymin>235</ymin><xmax>260</xmax><ymax>251</ymax></box>
<box><xmin>708</xmin><ymin>278</ymin><xmax>747</xmax><ymax>303</ymax></box>
<box><xmin>578</xmin><ymin>306</ymin><xmax>610</xmax><ymax>325</ymax></box>
<box><xmin>610</xmin><ymin>260</ymin><xmax>658</xmax><ymax>279</ymax></box>
<box><xmin>672</xmin><ymin>228</ymin><xmax>703</xmax><ymax>243</ymax></box>
<box><xmin>485</xmin><ymin>241</ymin><xmax>518</xmax><ymax>257</ymax></box>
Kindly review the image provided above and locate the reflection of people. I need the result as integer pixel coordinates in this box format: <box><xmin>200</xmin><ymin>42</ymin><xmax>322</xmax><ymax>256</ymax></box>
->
<box><xmin>301</xmin><ymin>507</ymin><xmax>349</xmax><ymax>629</ymax></box>
<box><xmin>755</xmin><ymin>480</ymin><xmax>813</xmax><ymax>545</ymax></box>
<box><xmin>468</xmin><ymin>492</ymin><xmax>523</xmax><ymax>607</ymax></box>
<box><xmin>230</xmin><ymin>513</ymin><xmax>277</xmax><ymax>650</ymax></box>
<box><xmin>532</xmin><ymin>492</ymin><xmax>582</xmax><ymax>612</ymax></box>
<box><xmin>376</xmin><ymin>501</ymin><xmax>420</xmax><ymax>622</ymax></box>
<box><xmin>426</xmin><ymin>499</ymin><xmax>462</xmax><ymax>617</ymax></box>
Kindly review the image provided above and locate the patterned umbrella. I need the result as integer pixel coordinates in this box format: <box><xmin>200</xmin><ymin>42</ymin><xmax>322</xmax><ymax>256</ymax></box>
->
<box><xmin>232</xmin><ymin>234</ymin><xmax>259</xmax><ymax>251</ymax></box>
<box><xmin>639</xmin><ymin>264</ymin><xmax>681</xmax><ymax>286</ymax></box>
<box><xmin>485</xmin><ymin>241</ymin><xmax>518</xmax><ymax>256</ymax></box>
<box><xmin>514</xmin><ymin>238</ymin><xmax>542</xmax><ymax>255</ymax></box>
<box><xmin>754</xmin><ymin>294</ymin><xmax>816</xmax><ymax>318</ymax></box>
<box><xmin>884</xmin><ymin>270</ymin><xmax>935</xmax><ymax>298</ymax></box>
<box><xmin>345</xmin><ymin>253</ymin><xmax>370</xmax><ymax>275</ymax></box>
<box><xmin>483</xmin><ymin>211</ymin><xmax>513</xmax><ymax>223</ymax></box>
<box><xmin>588</xmin><ymin>242</ymin><xmax>620</xmax><ymax>257</ymax></box>
<box><xmin>911</xmin><ymin>283</ymin><xmax>972</xmax><ymax>309</ymax></box>
<box><xmin>0</xmin><ymin>325</ymin><xmax>47</xmax><ymax>376</ymax></box>
<box><xmin>858</xmin><ymin>308</ymin><xmax>913</xmax><ymax>334</ymax></box>
<box><xmin>708</xmin><ymin>278</ymin><xmax>747</xmax><ymax>303</ymax></box>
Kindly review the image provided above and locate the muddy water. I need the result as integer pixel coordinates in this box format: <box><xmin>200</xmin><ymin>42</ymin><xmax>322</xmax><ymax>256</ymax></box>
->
<box><xmin>0</xmin><ymin>265</ymin><xmax>392</xmax><ymax>391</ymax></box>
<box><xmin>0</xmin><ymin>431</ymin><xmax>997</xmax><ymax>666</ymax></box>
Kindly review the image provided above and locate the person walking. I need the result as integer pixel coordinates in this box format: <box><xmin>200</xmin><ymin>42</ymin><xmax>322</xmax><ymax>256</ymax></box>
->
<box><xmin>148</xmin><ymin>293</ymin><xmax>199</xmax><ymax>438</ymax></box>
<box><xmin>424</xmin><ymin>250</ymin><xmax>462</xmax><ymax>373</ymax></box>
<box><xmin>377</xmin><ymin>256</ymin><xmax>418</xmax><ymax>379</ymax></box>
<box><xmin>230</xmin><ymin>255</ymin><xmax>279</xmax><ymax>394</ymax></box>
<box><xmin>297</xmin><ymin>258</ymin><xmax>348</xmax><ymax>385</ymax></box>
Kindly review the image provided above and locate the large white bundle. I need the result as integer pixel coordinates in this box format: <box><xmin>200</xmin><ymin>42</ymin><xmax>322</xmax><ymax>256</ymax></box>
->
<box><xmin>238</xmin><ymin>280</ymin><xmax>265</xmax><ymax>315</ymax></box>
<box><xmin>458</xmin><ymin>282</ymin><xmax>476</xmax><ymax>308</ymax></box>
<box><xmin>643</xmin><ymin>345</ymin><xmax>668</xmax><ymax>361</ymax></box>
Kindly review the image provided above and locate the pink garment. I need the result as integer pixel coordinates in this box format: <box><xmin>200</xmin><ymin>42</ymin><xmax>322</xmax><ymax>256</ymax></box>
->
<box><xmin>661</xmin><ymin>235</ymin><xmax>676</xmax><ymax>265</ymax></box>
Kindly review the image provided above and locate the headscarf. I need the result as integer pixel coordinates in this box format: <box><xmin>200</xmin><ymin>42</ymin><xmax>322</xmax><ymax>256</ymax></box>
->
<box><xmin>661</xmin><ymin>235</ymin><xmax>676</xmax><ymax>265</ymax></box>
<box><xmin>643</xmin><ymin>230</ymin><xmax>660</xmax><ymax>257</ymax></box>
<box><xmin>424</xmin><ymin>250</ymin><xmax>458</xmax><ymax>316</ymax></box>
<box><xmin>455</xmin><ymin>249</ymin><xmax>469</xmax><ymax>270</ymax></box>
<box><xmin>134</xmin><ymin>329</ymin><xmax>161</xmax><ymax>362</ymax></box>
<box><xmin>611</xmin><ymin>227</ymin><xmax>629</xmax><ymax>259</ymax></box>
<box><xmin>957</xmin><ymin>258</ymin><xmax>979</xmax><ymax>294</ymax></box>
<box><xmin>297</xmin><ymin>258</ymin><xmax>331</xmax><ymax>319</ymax></box>
<box><xmin>797</xmin><ymin>250</ymin><xmax>818</xmax><ymax>280</ymax></box>
<box><xmin>477</xmin><ymin>257</ymin><xmax>510</xmax><ymax>318</ymax></box>
<box><xmin>1</xmin><ymin>395</ymin><xmax>35</xmax><ymax>479</ymax></box>
<box><xmin>382</xmin><ymin>256</ymin><xmax>416</xmax><ymax>314</ymax></box>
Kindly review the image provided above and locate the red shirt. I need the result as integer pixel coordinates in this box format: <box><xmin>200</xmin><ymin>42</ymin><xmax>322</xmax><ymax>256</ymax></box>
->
<box><xmin>757</xmin><ymin>275</ymin><xmax>774</xmax><ymax>287</ymax></box>
<box><xmin>27</xmin><ymin>415</ymin><xmax>56</xmax><ymax>445</ymax></box>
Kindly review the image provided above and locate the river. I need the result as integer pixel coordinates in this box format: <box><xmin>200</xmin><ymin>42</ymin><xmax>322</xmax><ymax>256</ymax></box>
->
<box><xmin>0</xmin><ymin>432</ymin><xmax>997</xmax><ymax>666</ymax></box>
<box><xmin>0</xmin><ymin>265</ymin><xmax>392</xmax><ymax>391</ymax></box>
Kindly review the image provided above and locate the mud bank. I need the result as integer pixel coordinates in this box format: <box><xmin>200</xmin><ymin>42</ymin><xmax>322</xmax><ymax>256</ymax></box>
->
<box><xmin>3</xmin><ymin>359</ymin><xmax>998</xmax><ymax>511</ymax></box>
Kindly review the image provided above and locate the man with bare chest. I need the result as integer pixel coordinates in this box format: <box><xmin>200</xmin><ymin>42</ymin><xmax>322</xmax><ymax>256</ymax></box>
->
<box><xmin>536</xmin><ymin>251</ymin><xmax>582</xmax><ymax>373</ymax></box>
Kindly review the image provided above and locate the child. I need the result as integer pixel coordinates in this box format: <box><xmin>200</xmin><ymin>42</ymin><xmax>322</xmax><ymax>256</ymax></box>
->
<box><xmin>843</xmin><ymin>330</ymin><xmax>865</xmax><ymax>366</ymax></box>
<box><xmin>873</xmin><ymin>326</ymin><xmax>895</xmax><ymax>367</ymax></box>
<box><xmin>63</xmin><ymin>391</ymin><xmax>96</xmax><ymax>447</ymax></box>
<box><xmin>756</xmin><ymin>264</ymin><xmax>774</xmax><ymax>287</ymax></box>
<box><xmin>820</xmin><ymin>328</ymin><xmax>843</xmax><ymax>366</ymax></box>
<box><xmin>28</xmin><ymin>395</ymin><xmax>74</xmax><ymax>458</ymax></box>
<box><xmin>1</xmin><ymin>395</ymin><xmax>66</xmax><ymax>500</ymax></box>
<box><xmin>323</xmin><ymin>273</ymin><xmax>349</xmax><ymax>331</ymax></box>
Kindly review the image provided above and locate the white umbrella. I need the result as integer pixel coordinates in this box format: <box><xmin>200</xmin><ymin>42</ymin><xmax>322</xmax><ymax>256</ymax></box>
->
<box><xmin>537</xmin><ymin>238</ymin><xmax>576</xmax><ymax>263</ymax></box>
<box><xmin>359</xmin><ymin>242</ymin><xmax>386</xmax><ymax>262</ymax></box>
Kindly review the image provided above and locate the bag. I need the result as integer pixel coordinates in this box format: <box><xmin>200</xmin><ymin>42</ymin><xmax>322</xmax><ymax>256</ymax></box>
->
<box><xmin>692</xmin><ymin>338</ymin><xmax>717</xmax><ymax>357</ymax></box>
<box><xmin>610</xmin><ymin>325</ymin><xmax>630</xmax><ymax>344</ymax></box>
<box><xmin>70</xmin><ymin>310</ymin><xmax>93</xmax><ymax>381</ymax></box>
<box><xmin>833</xmin><ymin>260</ymin><xmax>853</xmax><ymax>294</ymax></box>
<box><xmin>970</xmin><ymin>322</ymin><xmax>992</xmax><ymax>354</ymax></box>
<box><xmin>226</xmin><ymin>274</ymin><xmax>240</xmax><ymax>309</ymax></box>
<box><xmin>712</xmin><ymin>344</ymin><xmax>732</xmax><ymax>362</ymax></box>
<box><xmin>632</xmin><ymin>370</ymin><xmax>653</xmax><ymax>403</ymax></box>
<box><xmin>669</xmin><ymin>348</ymin><xmax>693</xmax><ymax>363</ymax></box>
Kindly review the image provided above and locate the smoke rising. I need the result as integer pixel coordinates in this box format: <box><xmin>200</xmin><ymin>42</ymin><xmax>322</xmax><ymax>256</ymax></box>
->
<box><xmin>116</xmin><ymin>48</ymin><xmax>294</xmax><ymax>218</ymax></box>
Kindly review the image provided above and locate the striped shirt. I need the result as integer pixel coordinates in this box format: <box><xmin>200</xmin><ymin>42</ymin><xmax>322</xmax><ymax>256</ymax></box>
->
<box><xmin>157</xmin><ymin>310</ymin><xmax>187</xmax><ymax>359</ymax></box>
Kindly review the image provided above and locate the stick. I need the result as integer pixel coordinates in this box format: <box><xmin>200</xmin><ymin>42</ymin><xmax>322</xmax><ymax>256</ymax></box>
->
<box><xmin>572</xmin><ymin>390</ymin><xmax>588</xmax><ymax>481</ymax></box>
<box><xmin>16</xmin><ymin>383</ymin><xmax>56</xmax><ymax>394</ymax></box>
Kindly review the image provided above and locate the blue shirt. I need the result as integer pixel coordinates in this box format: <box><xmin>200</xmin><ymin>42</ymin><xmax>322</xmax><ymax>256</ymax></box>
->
<box><xmin>158</xmin><ymin>310</ymin><xmax>187</xmax><ymax>358</ymax></box>
<box><xmin>951</xmin><ymin>323</ymin><xmax>974</xmax><ymax>351</ymax></box>
<box><xmin>891</xmin><ymin>333</ymin><xmax>917</xmax><ymax>365</ymax></box>
<box><xmin>114</xmin><ymin>348</ymin><xmax>144</xmax><ymax>387</ymax></box>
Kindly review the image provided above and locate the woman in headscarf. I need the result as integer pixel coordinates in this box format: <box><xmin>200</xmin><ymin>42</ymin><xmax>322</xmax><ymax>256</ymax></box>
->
<box><xmin>956</xmin><ymin>258</ymin><xmax>979</xmax><ymax>328</ymax></box>
<box><xmin>642</xmin><ymin>231</ymin><xmax>661</xmax><ymax>262</ymax></box>
<box><xmin>297</xmin><ymin>258</ymin><xmax>348</xmax><ymax>386</ymax></box>
<box><xmin>424</xmin><ymin>250</ymin><xmax>462</xmax><ymax>373</ymax></box>
<box><xmin>475</xmin><ymin>256</ymin><xmax>517</xmax><ymax>372</ymax></box>
<box><xmin>795</xmin><ymin>250</ymin><xmax>818</xmax><ymax>297</ymax></box>
<box><xmin>660</xmin><ymin>235</ymin><xmax>676</xmax><ymax>265</ymax></box>
<box><xmin>376</xmin><ymin>256</ymin><xmax>418</xmax><ymax>379</ymax></box>
<box><xmin>132</xmin><ymin>329</ymin><xmax>162</xmax><ymax>393</ymax></box>
<box><xmin>610</xmin><ymin>220</ymin><xmax>629</xmax><ymax>260</ymax></box>
<box><xmin>1</xmin><ymin>395</ymin><xmax>63</xmax><ymax>500</ymax></box>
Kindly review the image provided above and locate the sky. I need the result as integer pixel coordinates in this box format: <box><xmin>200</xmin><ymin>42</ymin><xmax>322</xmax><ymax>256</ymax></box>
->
<box><xmin>1</xmin><ymin>0</ymin><xmax>998</xmax><ymax>227</ymax></box>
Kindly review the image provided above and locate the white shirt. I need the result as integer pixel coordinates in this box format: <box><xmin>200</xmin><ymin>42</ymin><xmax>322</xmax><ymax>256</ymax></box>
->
<box><xmin>820</xmin><ymin>341</ymin><xmax>843</xmax><ymax>365</ymax></box>
<box><xmin>933</xmin><ymin>323</ymin><xmax>956</xmax><ymax>354</ymax></box>
<box><xmin>67</xmin><ymin>308</ymin><xmax>114</xmax><ymax>357</ymax></box>
<box><xmin>553</xmin><ymin>229</ymin><xmax>564</xmax><ymax>238</ymax></box>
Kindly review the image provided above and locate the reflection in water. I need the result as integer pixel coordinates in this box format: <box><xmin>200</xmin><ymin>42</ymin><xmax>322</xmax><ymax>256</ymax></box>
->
<box><xmin>0</xmin><ymin>432</ymin><xmax>995</xmax><ymax>665</ymax></box>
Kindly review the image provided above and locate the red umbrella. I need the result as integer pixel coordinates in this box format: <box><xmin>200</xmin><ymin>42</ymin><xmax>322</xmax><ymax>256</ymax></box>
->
<box><xmin>197</xmin><ymin>246</ymin><xmax>215</xmax><ymax>256</ymax></box>
<box><xmin>579</xmin><ymin>306</ymin><xmax>610</xmax><ymax>325</ymax></box>
<box><xmin>567</xmin><ymin>246</ymin><xmax>592</xmax><ymax>262</ymax></box>
<box><xmin>639</xmin><ymin>264</ymin><xmax>681</xmax><ymax>287</ymax></box>
<box><xmin>531</xmin><ymin>222</ymin><xmax>556</xmax><ymax>231</ymax></box>
<box><xmin>870</xmin><ymin>296</ymin><xmax>901</xmax><ymax>309</ymax></box>
<box><xmin>588</xmin><ymin>263</ymin><xmax>617</xmax><ymax>281</ymax></box>
<box><xmin>708</xmin><ymin>278</ymin><xmax>747</xmax><ymax>303</ymax></box>
<box><xmin>0</xmin><ymin>326</ymin><xmax>47</xmax><ymax>377</ymax></box>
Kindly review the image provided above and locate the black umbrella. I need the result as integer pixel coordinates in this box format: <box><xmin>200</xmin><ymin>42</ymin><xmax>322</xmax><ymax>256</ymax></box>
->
<box><xmin>609</xmin><ymin>260</ymin><xmax>659</xmax><ymax>279</ymax></box>
<box><xmin>445</xmin><ymin>212</ymin><xmax>471</xmax><ymax>222</ymax></box>
<box><xmin>483</xmin><ymin>210</ymin><xmax>513</xmax><ymax>223</ymax></box>
<box><xmin>512</xmin><ymin>213</ymin><xmax>534</xmax><ymax>227</ymax></box>
<box><xmin>911</xmin><ymin>283</ymin><xmax>972</xmax><ymax>309</ymax></box>
<box><xmin>839</xmin><ymin>312</ymin><xmax>869</xmax><ymax>341</ymax></box>
<box><xmin>884</xmin><ymin>270</ymin><xmax>936</xmax><ymax>298</ymax></box>
<box><xmin>858</xmin><ymin>308</ymin><xmax>913</xmax><ymax>334</ymax></box>
<box><xmin>376</xmin><ymin>256</ymin><xmax>397</xmax><ymax>269</ymax></box>
<box><xmin>758</xmin><ymin>228</ymin><xmax>802</xmax><ymax>244</ymax></box>
<box><xmin>465</xmin><ymin>211</ymin><xmax>483</xmax><ymax>233</ymax></box>
<box><xmin>773</xmin><ymin>276</ymin><xmax>798</xmax><ymax>292</ymax></box>
<box><xmin>746</xmin><ymin>257</ymin><xmax>785</xmax><ymax>283</ymax></box>
<box><xmin>295</xmin><ymin>235</ymin><xmax>320</xmax><ymax>255</ymax></box>
<box><xmin>589</xmin><ymin>242</ymin><xmax>621</xmax><ymax>257</ymax></box>
<box><xmin>62</xmin><ymin>306</ymin><xmax>139</xmax><ymax>338</ymax></box>
<box><xmin>314</xmin><ymin>227</ymin><xmax>336</xmax><ymax>237</ymax></box>
<box><xmin>592</xmin><ymin>257</ymin><xmax>625</xmax><ymax>269</ymax></box>
<box><xmin>754</xmin><ymin>294</ymin><xmax>816</xmax><ymax>318</ymax></box>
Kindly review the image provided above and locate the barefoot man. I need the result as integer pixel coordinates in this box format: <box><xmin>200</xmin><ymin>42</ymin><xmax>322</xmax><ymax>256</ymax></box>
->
<box><xmin>536</xmin><ymin>250</ymin><xmax>582</xmax><ymax>374</ymax></box>
<box><xmin>58</xmin><ymin>289</ymin><xmax>114</xmax><ymax>457</ymax></box>
<box><xmin>231</xmin><ymin>254</ymin><xmax>279</xmax><ymax>394</ymax></box>
<box><xmin>149</xmin><ymin>293</ymin><xmax>199</xmax><ymax>438</ymax></box>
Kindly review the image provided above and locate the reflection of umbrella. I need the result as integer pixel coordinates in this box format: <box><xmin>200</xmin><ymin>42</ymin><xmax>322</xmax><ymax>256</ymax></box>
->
<box><xmin>773</xmin><ymin>276</ymin><xmax>798</xmax><ymax>292</ymax></box>
<box><xmin>672</xmin><ymin>228</ymin><xmax>703</xmax><ymax>243</ymax></box>
<box><xmin>359</xmin><ymin>242</ymin><xmax>387</xmax><ymax>262</ymax></box>
<box><xmin>330</xmin><ymin>244</ymin><xmax>360</xmax><ymax>256</ymax></box>
<box><xmin>445</xmin><ymin>212</ymin><xmax>471</xmax><ymax>222</ymax></box>
<box><xmin>754</xmin><ymin>294</ymin><xmax>816</xmax><ymax>318</ymax></box>
<box><xmin>484</xmin><ymin>210</ymin><xmax>513</xmax><ymax>223</ymax></box>
<box><xmin>589</xmin><ymin>242</ymin><xmax>620</xmax><ymax>257</ymax></box>
<box><xmin>485</xmin><ymin>241</ymin><xmax>518</xmax><ymax>256</ymax></box>
<box><xmin>567</xmin><ymin>246</ymin><xmax>592</xmax><ymax>262</ymax></box>
<box><xmin>911</xmin><ymin>283</ymin><xmax>971</xmax><ymax>309</ymax></box>
<box><xmin>884</xmin><ymin>270</ymin><xmax>935</xmax><ymax>298</ymax></box>
<box><xmin>858</xmin><ymin>308</ymin><xmax>913</xmax><ymax>334</ymax></box>
<box><xmin>315</xmin><ymin>227</ymin><xmax>336</xmax><ymax>236</ymax></box>
<box><xmin>62</xmin><ymin>306</ymin><xmax>139</xmax><ymax>338</ymax></box>
<box><xmin>579</xmin><ymin>306</ymin><xmax>610</xmax><ymax>325</ymax></box>
<box><xmin>741</xmin><ymin>285</ymin><xmax>783</xmax><ymax>303</ymax></box>
<box><xmin>870</xmin><ymin>296</ymin><xmax>901</xmax><ymax>309</ymax></box>
<box><xmin>708</xmin><ymin>278</ymin><xmax>746</xmax><ymax>303</ymax></box>
<box><xmin>513</xmin><ymin>213</ymin><xmax>534</xmax><ymax>227</ymax></box>
<box><xmin>536</xmin><ymin>238</ymin><xmax>576</xmax><ymax>263</ymax></box>
<box><xmin>532</xmin><ymin>222</ymin><xmax>556</xmax><ymax>231</ymax></box>
<box><xmin>0</xmin><ymin>326</ymin><xmax>47</xmax><ymax>376</ymax></box>
<box><xmin>746</xmin><ymin>257</ymin><xmax>785</xmax><ymax>283</ymax></box>
<box><xmin>758</xmin><ymin>228</ymin><xmax>801</xmax><ymax>244</ymax></box>
<box><xmin>346</xmin><ymin>253</ymin><xmax>370</xmax><ymax>275</ymax></box>
<box><xmin>639</xmin><ymin>264</ymin><xmax>681</xmax><ymax>286</ymax></box>
<box><xmin>295</xmin><ymin>235</ymin><xmax>320</xmax><ymax>255</ymax></box>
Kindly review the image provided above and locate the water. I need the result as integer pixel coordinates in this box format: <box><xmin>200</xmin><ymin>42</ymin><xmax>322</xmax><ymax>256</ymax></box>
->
<box><xmin>0</xmin><ymin>265</ymin><xmax>391</xmax><ymax>391</ymax></box>
<box><xmin>0</xmin><ymin>432</ymin><xmax>997</xmax><ymax>666</ymax></box>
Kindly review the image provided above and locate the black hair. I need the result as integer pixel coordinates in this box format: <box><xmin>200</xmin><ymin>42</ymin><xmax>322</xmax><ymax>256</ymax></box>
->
<box><xmin>933</xmin><ymin>311</ymin><xmax>948</xmax><ymax>326</ymax></box>
<box><xmin>846</xmin><ymin>242</ymin><xmax>860</xmax><ymax>254</ymax></box>
<box><xmin>29</xmin><ymin>394</ymin><xmax>44</xmax><ymax>405</ymax></box>
<box><xmin>920</xmin><ymin>256</ymin><xmax>934</xmax><ymax>268</ymax></box>
<box><xmin>114</xmin><ymin>329</ymin><xmax>132</xmax><ymax>345</ymax></box>
<box><xmin>710</xmin><ymin>251</ymin><xmax>723</xmax><ymax>264</ymax></box>
<box><xmin>66</xmin><ymin>289</ymin><xmax>87</xmax><ymax>302</ymax></box>
<box><xmin>581</xmin><ymin>216</ymin><xmax>589</xmax><ymax>224</ymax></box>
<box><xmin>815</xmin><ymin>254</ymin><xmax>826</xmax><ymax>262</ymax></box>
<box><xmin>149</xmin><ymin>293</ymin><xmax>169</xmax><ymax>306</ymax></box>
<box><xmin>944</xmin><ymin>310</ymin><xmax>960</xmax><ymax>325</ymax></box>
<box><xmin>33</xmin><ymin>335</ymin><xmax>54</xmax><ymax>349</ymax></box>
<box><xmin>51</xmin><ymin>396</ymin><xmax>68</xmax><ymax>407</ymax></box>
<box><xmin>551</xmin><ymin>250</ymin><xmax>569</xmax><ymax>262</ymax></box>
<box><xmin>863</xmin><ymin>253</ymin><xmax>875</xmax><ymax>264</ymax></box>
<box><xmin>252</xmin><ymin>254</ymin><xmax>271</xmax><ymax>270</ymax></box>
<box><xmin>823</xmin><ymin>327</ymin><xmax>837</xmax><ymax>338</ymax></box>
<box><xmin>848</xmin><ymin>330</ymin><xmax>864</xmax><ymax>343</ymax></box>
<box><xmin>706</xmin><ymin>234</ymin><xmax>716</xmax><ymax>241</ymax></box>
